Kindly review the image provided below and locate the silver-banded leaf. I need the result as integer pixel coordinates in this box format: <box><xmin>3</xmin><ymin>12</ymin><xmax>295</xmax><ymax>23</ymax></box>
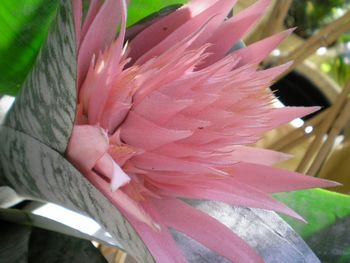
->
<box><xmin>0</xmin><ymin>126</ymin><xmax>320</xmax><ymax>262</ymax></box>
<box><xmin>0</xmin><ymin>186</ymin><xmax>23</xmax><ymax>208</ymax></box>
<box><xmin>0</xmin><ymin>126</ymin><xmax>154</xmax><ymax>263</ymax></box>
<box><xmin>184</xmin><ymin>200</ymin><xmax>321</xmax><ymax>263</ymax></box>
<box><xmin>0</xmin><ymin>207</ymin><xmax>119</xmax><ymax>248</ymax></box>
<box><xmin>4</xmin><ymin>0</ymin><xmax>76</xmax><ymax>154</ymax></box>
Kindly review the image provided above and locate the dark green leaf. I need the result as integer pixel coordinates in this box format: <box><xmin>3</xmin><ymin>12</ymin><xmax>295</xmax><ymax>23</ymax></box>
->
<box><xmin>0</xmin><ymin>220</ymin><xmax>31</xmax><ymax>263</ymax></box>
<box><xmin>275</xmin><ymin>189</ymin><xmax>350</xmax><ymax>263</ymax></box>
<box><xmin>28</xmin><ymin>227</ymin><xmax>107</xmax><ymax>263</ymax></box>
<box><xmin>0</xmin><ymin>0</ymin><xmax>59</xmax><ymax>95</ymax></box>
<box><xmin>0</xmin><ymin>218</ymin><xmax>107</xmax><ymax>263</ymax></box>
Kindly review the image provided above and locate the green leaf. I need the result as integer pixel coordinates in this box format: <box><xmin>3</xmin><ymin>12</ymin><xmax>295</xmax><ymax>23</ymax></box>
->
<box><xmin>0</xmin><ymin>0</ymin><xmax>187</xmax><ymax>96</ymax></box>
<box><xmin>275</xmin><ymin>189</ymin><xmax>350</xmax><ymax>238</ymax></box>
<box><xmin>275</xmin><ymin>189</ymin><xmax>350</xmax><ymax>262</ymax></box>
<box><xmin>0</xmin><ymin>0</ymin><xmax>59</xmax><ymax>96</ymax></box>
<box><xmin>127</xmin><ymin>0</ymin><xmax>188</xmax><ymax>26</ymax></box>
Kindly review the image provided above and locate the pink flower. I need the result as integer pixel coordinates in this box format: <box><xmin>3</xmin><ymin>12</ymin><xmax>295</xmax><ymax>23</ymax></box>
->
<box><xmin>67</xmin><ymin>0</ymin><xmax>338</xmax><ymax>262</ymax></box>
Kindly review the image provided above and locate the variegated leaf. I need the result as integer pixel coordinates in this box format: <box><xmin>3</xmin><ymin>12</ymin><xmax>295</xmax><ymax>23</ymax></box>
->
<box><xmin>4</xmin><ymin>0</ymin><xmax>76</xmax><ymax>154</ymax></box>
<box><xmin>0</xmin><ymin>126</ymin><xmax>154</xmax><ymax>263</ymax></box>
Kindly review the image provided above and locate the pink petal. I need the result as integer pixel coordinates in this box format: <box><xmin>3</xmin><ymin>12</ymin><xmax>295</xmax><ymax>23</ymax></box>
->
<box><xmin>120</xmin><ymin>111</ymin><xmax>192</xmax><ymax>150</ymax></box>
<box><xmin>201</xmin><ymin>0</ymin><xmax>271</xmax><ymax>67</ymax></box>
<box><xmin>134</xmin><ymin>91</ymin><xmax>192</xmax><ymax>125</ymax></box>
<box><xmin>132</xmin><ymin>152</ymin><xmax>227</xmax><ymax>176</ymax></box>
<box><xmin>264</xmin><ymin>106</ymin><xmax>321</xmax><ymax>131</ymax></box>
<box><xmin>128</xmin><ymin>0</ymin><xmax>234</xmax><ymax>63</ymax></box>
<box><xmin>85</xmin><ymin>171</ymin><xmax>158</xmax><ymax>231</ymax></box>
<box><xmin>135</xmin><ymin>0</ymin><xmax>238</xmax><ymax>65</ymax></box>
<box><xmin>67</xmin><ymin>125</ymin><xmax>108</xmax><ymax>171</ymax></box>
<box><xmin>154</xmin><ymin>179</ymin><xmax>306</xmax><ymax>222</ymax></box>
<box><xmin>83</xmin><ymin>44</ymin><xmax>128</xmax><ymax>126</ymax></box>
<box><xmin>153</xmin><ymin>198</ymin><xmax>264</xmax><ymax>263</ymax></box>
<box><xmin>108</xmin><ymin>144</ymin><xmax>141</xmax><ymax>167</ymax></box>
<box><xmin>227</xmin><ymin>162</ymin><xmax>340</xmax><ymax>193</ymax></box>
<box><xmin>122</xmin><ymin>200</ymin><xmax>186</xmax><ymax>263</ymax></box>
<box><xmin>99</xmin><ymin>67</ymin><xmax>136</xmax><ymax>131</ymax></box>
<box><xmin>219</xmin><ymin>145</ymin><xmax>291</xmax><ymax>166</ymax></box>
<box><xmin>185</xmin><ymin>145</ymin><xmax>289</xmax><ymax>167</ymax></box>
<box><xmin>80</xmin><ymin>0</ymin><xmax>103</xmax><ymax>42</ymax></box>
<box><xmin>254</xmin><ymin>62</ymin><xmax>292</xmax><ymax>83</ymax></box>
<box><xmin>234</xmin><ymin>28</ymin><xmax>294</xmax><ymax>67</ymax></box>
<box><xmin>78</xmin><ymin>0</ymin><xmax>125</xmax><ymax>86</ymax></box>
<box><xmin>94</xmin><ymin>153</ymin><xmax>130</xmax><ymax>191</ymax></box>
<box><xmin>153</xmin><ymin>142</ymin><xmax>209</xmax><ymax>158</ymax></box>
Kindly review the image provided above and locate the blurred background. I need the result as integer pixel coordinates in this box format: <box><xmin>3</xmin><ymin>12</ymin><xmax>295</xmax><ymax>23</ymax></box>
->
<box><xmin>235</xmin><ymin>0</ymin><xmax>350</xmax><ymax>194</ymax></box>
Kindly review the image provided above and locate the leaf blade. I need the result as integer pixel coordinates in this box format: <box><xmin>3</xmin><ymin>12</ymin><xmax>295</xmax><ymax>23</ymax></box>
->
<box><xmin>0</xmin><ymin>0</ymin><xmax>59</xmax><ymax>95</ymax></box>
<box><xmin>4</xmin><ymin>0</ymin><xmax>76</xmax><ymax>153</ymax></box>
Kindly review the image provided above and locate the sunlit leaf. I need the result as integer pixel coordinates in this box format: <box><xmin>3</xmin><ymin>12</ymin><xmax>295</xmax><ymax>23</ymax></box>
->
<box><xmin>0</xmin><ymin>0</ymin><xmax>59</xmax><ymax>95</ymax></box>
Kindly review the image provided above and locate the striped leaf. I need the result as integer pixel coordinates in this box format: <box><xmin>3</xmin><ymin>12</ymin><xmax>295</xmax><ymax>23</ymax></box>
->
<box><xmin>0</xmin><ymin>126</ymin><xmax>155</xmax><ymax>263</ymax></box>
<box><xmin>4</xmin><ymin>0</ymin><xmax>76</xmax><ymax>154</ymax></box>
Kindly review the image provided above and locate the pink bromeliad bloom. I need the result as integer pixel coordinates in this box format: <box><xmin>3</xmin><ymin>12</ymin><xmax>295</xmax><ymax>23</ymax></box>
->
<box><xmin>67</xmin><ymin>0</ymin><xmax>338</xmax><ymax>262</ymax></box>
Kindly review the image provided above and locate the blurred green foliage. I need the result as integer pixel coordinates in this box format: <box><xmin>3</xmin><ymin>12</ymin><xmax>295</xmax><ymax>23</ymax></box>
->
<box><xmin>286</xmin><ymin>0</ymin><xmax>350</xmax><ymax>38</ymax></box>
<box><xmin>0</xmin><ymin>0</ymin><xmax>59</xmax><ymax>96</ymax></box>
<box><xmin>286</xmin><ymin>0</ymin><xmax>350</xmax><ymax>86</ymax></box>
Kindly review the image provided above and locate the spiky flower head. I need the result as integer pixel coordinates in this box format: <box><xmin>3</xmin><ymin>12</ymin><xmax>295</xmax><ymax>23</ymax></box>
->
<box><xmin>67</xmin><ymin>0</ymin><xmax>338</xmax><ymax>261</ymax></box>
